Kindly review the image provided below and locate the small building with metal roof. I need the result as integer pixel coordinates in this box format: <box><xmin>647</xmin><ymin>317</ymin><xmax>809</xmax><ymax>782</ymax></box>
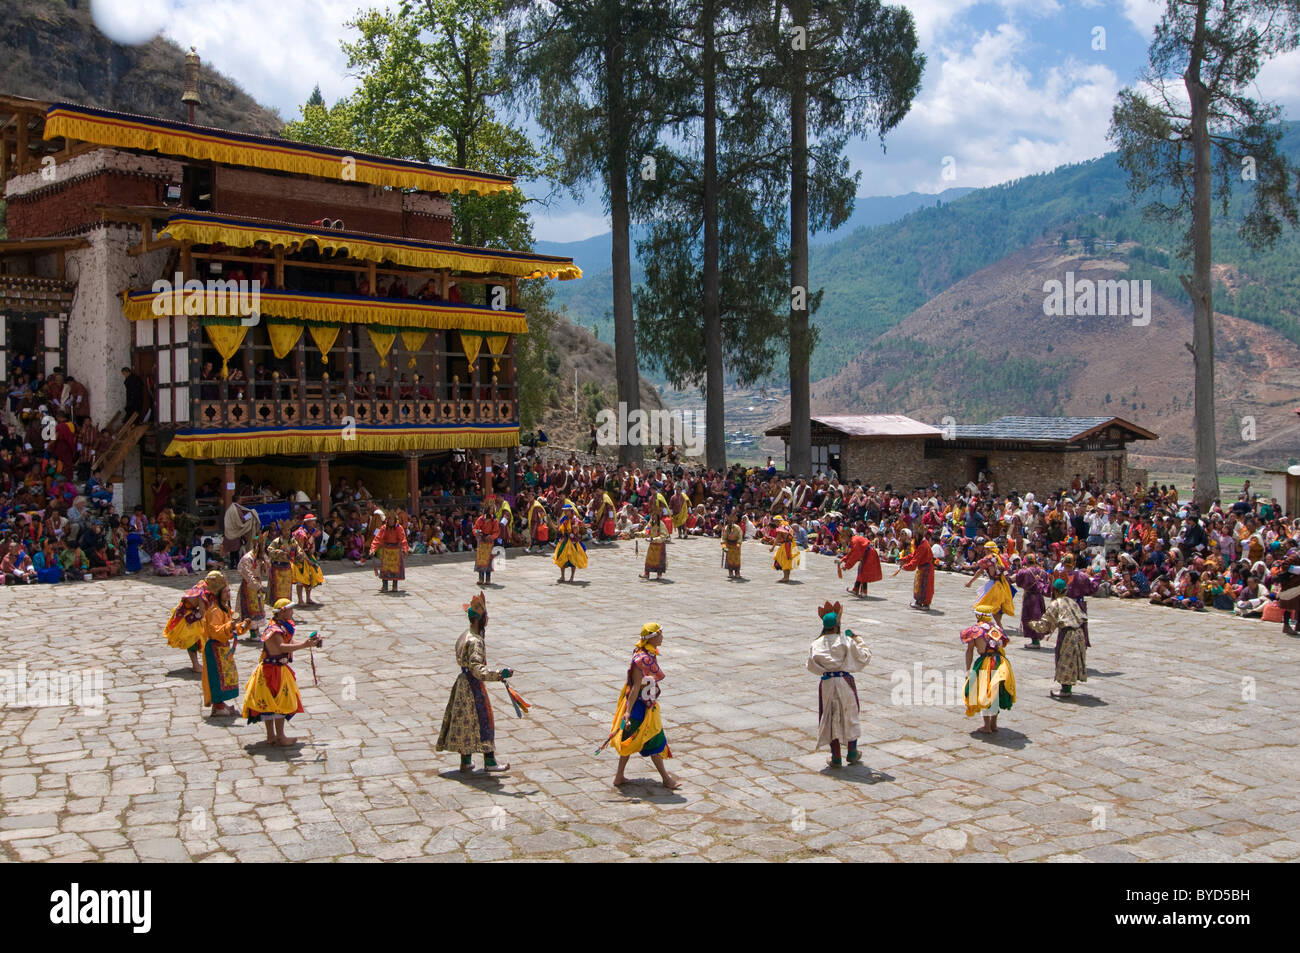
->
<box><xmin>765</xmin><ymin>413</ymin><xmax>1157</xmax><ymax>495</ymax></box>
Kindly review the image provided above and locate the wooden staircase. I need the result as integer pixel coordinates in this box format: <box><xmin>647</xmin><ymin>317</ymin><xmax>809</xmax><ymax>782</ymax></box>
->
<box><xmin>92</xmin><ymin>412</ymin><xmax>148</xmax><ymax>481</ymax></box>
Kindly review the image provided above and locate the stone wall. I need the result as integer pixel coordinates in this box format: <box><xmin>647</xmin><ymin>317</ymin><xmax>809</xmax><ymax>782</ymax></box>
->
<box><xmin>922</xmin><ymin>445</ymin><xmax>1133</xmax><ymax>497</ymax></box>
<box><xmin>840</xmin><ymin>437</ymin><xmax>931</xmax><ymax>489</ymax></box>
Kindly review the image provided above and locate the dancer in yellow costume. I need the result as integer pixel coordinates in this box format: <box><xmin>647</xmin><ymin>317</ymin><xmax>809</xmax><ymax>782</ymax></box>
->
<box><xmin>593</xmin><ymin>490</ymin><xmax>617</xmax><ymax>541</ymax></box>
<box><xmin>553</xmin><ymin>502</ymin><xmax>587</xmax><ymax>583</ymax></box>
<box><xmin>669</xmin><ymin>484</ymin><xmax>690</xmax><ymax>539</ymax></box>
<box><xmin>526</xmin><ymin>495</ymin><xmax>549</xmax><ymax>552</ymax></box>
<box><xmin>163</xmin><ymin>570</ymin><xmax>226</xmax><ymax>673</ymax></box>
<box><xmin>961</xmin><ymin>614</ymin><xmax>1016</xmax><ymax>733</ymax></box>
<box><xmin>266</xmin><ymin>528</ymin><xmax>294</xmax><ymax>606</ymax></box>
<box><xmin>641</xmin><ymin>514</ymin><xmax>670</xmax><ymax>580</ymax></box>
<box><xmin>290</xmin><ymin>515</ymin><xmax>324</xmax><ymax>605</ymax></box>
<box><xmin>721</xmin><ymin>511</ymin><xmax>744</xmax><ymax>579</ymax></box>
<box><xmin>241</xmin><ymin>599</ymin><xmax>320</xmax><ymax>746</ymax></box>
<box><xmin>770</xmin><ymin>518</ymin><xmax>800</xmax><ymax>582</ymax></box>
<box><xmin>197</xmin><ymin>571</ymin><xmax>247</xmax><ymax>717</ymax></box>
<box><xmin>966</xmin><ymin>541</ymin><xmax>1016</xmax><ymax>626</ymax></box>
<box><xmin>609</xmin><ymin>624</ymin><xmax>680</xmax><ymax>789</ymax></box>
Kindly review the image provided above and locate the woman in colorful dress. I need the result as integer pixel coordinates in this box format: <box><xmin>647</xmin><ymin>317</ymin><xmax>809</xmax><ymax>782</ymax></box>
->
<box><xmin>552</xmin><ymin>502</ymin><xmax>587</xmax><ymax>584</ymax></box>
<box><xmin>610</xmin><ymin>623</ymin><xmax>679</xmax><ymax>789</ymax></box>
<box><xmin>896</xmin><ymin>529</ymin><xmax>936</xmax><ymax>610</ymax></box>
<box><xmin>966</xmin><ymin>541</ymin><xmax>1015</xmax><ymax>627</ymax></box>
<box><xmin>435</xmin><ymin>592</ymin><xmax>514</xmax><ymax>773</ymax></box>
<box><xmin>641</xmin><ymin>514</ymin><xmax>670</xmax><ymax>580</ymax></box>
<box><xmin>266</xmin><ymin>528</ymin><xmax>293</xmax><ymax>606</ymax></box>
<box><xmin>370</xmin><ymin>510</ymin><xmax>409</xmax><ymax>593</ymax></box>
<box><xmin>237</xmin><ymin>539</ymin><xmax>268</xmax><ymax>638</ymax></box>
<box><xmin>241</xmin><ymin>599</ymin><xmax>320</xmax><ymax>746</ymax></box>
<box><xmin>961</xmin><ymin>613</ymin><xmax>1016</xmax><ymax>734</ymax></box>
<box><xmin>163</xmin><ymin>570</ymin><xmax>225</xmax><ymax>673</ymax></box>
<box><xmin>721</xmin><ymin>510</ymin><xmax>744</xmax><ymax>579</ymax></box>
<box><xmin>290</xmin><ymin>514</ymin><xmax>324</xmax><ymax>606</ymax></box>
<box><xmin>769</xmin><ymin>518</ymin><xmax>799</xmax><ymax>582</ymax></box>
<box><xmin>198</xmin><ymin>571</ymin><xmax>246</xmax><ymax>717</ymax></box>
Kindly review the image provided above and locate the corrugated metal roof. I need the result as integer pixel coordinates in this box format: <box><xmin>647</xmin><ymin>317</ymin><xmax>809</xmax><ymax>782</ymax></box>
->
<box><xmin>952</xmin><ymin>416</ymin><xmax>1127</xmax><ymax>442</ymax></box>
<box><xmin>812</xmin><ymin>415</ymin><xmax>943</xmax><ymax>437</ymax></box>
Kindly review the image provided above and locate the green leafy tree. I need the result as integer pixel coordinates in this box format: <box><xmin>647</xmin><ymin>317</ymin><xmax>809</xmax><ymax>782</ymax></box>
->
<box><xmin>633</xmin><ymin>0</ymin><xmax>791</xmax><ymax>469</ymax></box>
<box><xmin>505</xmin><ymin>0</ymin><xmax>680</xmax><ymax>465</ymax></box>
<box><xmin>757</xmin><ymin>0</ymin><xmax>924</xmax><ymax>476</ymax></box>
<box><xmin>1109</xmin><ymin>0</ymin><xmax>1300</xmax><ymax>510</ymax></box>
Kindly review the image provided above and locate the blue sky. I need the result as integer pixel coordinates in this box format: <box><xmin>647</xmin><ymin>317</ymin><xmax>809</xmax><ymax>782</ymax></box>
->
<box><xmin>90</xmin><ymin>0</ymin><xmax>1300</xmax><ymax>243</ymax></box>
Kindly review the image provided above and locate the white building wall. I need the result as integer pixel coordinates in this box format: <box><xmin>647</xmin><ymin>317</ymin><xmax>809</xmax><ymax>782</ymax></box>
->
<box><xmin>65</xmin><ymin>224</ymin><xmax>173</xmax><ymax>504</ymax></box>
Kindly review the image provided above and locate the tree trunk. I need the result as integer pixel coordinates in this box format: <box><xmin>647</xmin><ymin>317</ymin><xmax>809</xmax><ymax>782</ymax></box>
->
<box><xmin>702</xmin><ymin>0</ymin><xmax>724</xmax><ymax>471</ymax></box>
<box><xmin>787</xmin><ymin>1</ymin><xmax>812</xmax><ymax>478</ymax></box>
<box><xmin>606</xmin><ymin>16</ymin><xmax>641</xmax><ymax>466</ymax></box>
<box><xmin>1185</xmin><ymin>0</ymin><xmax>1218</xmax><ymax>511</ymax></box>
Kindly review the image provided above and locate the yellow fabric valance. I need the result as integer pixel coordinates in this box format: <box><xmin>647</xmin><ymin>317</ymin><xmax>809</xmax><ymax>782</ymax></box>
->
<box><xmin>486</xmin><ymin>334</ymin><xmax>509</xmax><ymax>373</ymax></box>
<box><xmin>401</xmin><ymin>330</ymin><xmax>427</xmax><ymax>368</ymax></box>
<box><xmin>460</xmin><ymin>332</ymin><xmax>483</xmax><ymax>367</ymax></box>
<box><xmin>267</xmin><ymin>322</ymin><xmax>304</xmax><ymax>360</ymax></box>
<box><xmin>123</xmin><ymin>288</ymin><xmax>529</xmax><ymax>335</ymax></box>
<box><xmin>308</xmin><ymin>324</ymin><xmax>340</xmax><ymax>358</ymax></box>
<box><xmin>203</xmin><ymin>324</ymin><xmax>247</xmax><ymax>378</ymax></box>
<box><xmin>44</xmin><ymin>103</ymin><xmax>515</xmax><ymax>196</ymax></box>
<box><xmin>367</xmin><ymin>329</ymin><xmax>396</xmax><ymax>362</ymax></box>
<box><xmin>163</xmin><ymin>424</ymin><xmax>520</xmax><ymax>460</ymax></box>
<box><xmin>154</xmin><ymin>211</ymin><xmax>581</xmax><ymax>280</ymax></box>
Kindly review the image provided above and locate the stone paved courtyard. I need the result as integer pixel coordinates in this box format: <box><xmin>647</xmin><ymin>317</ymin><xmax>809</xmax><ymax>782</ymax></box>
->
<box><xmin>2</xmin><ymin>537</ymin><xmax>1298</xmax><ymax>863</ymax></box>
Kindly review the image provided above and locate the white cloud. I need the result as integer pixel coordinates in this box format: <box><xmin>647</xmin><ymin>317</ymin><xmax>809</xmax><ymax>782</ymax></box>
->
<box><xmin>1118</xmin><ymin>0</ymin><xmax>1164</xmax><ymax>38</ymax></box>
<box><xmin>1257</xmin><ymin>48</ymin><xmax>1300</xmax><ymax>120</ymax></box>
<box><xmin>858</xmin><ymin>19</ymin><xmax>1123</xmax><ymax>196</ymax></box>
<box><xmin>163</xmin><ymin>0</ymin><xmax>395</xmax><ymax>119</ymax></box>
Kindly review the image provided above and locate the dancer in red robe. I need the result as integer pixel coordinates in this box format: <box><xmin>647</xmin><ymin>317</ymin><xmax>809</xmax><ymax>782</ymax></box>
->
<box><xmin>896</xmin><ymin>529</ymin><xmax>936</xmax><ymax>610</ymax></box>
<box><xmin>838</xmin><ymin>527</ymin><xmax>882</xmax><ymax>598</ymax></box>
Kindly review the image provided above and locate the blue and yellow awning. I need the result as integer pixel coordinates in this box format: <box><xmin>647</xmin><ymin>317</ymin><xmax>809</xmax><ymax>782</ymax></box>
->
<box><xmin>153</xmin><ymin>211</ymin><xmax>581</xmax><ymax>281</ymax></box>
<box><xmin>122</xmin><ymin>287</ymin><xmax>528</xmax><ymax>335</ymax></box>
<box><xmin>44</xmin><ymin>102</ymin><xmax>514</xmax><ymax>196</ymax></box>
<box><xmin>164</xmin><ymin>422</ymin><xmax>520</xmax><ymax>459</ymax></box>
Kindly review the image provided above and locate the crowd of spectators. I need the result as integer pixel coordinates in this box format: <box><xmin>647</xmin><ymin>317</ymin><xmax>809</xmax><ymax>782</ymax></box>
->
<box><xmin>8</xmin><ymin>406</ymin><xmax>1299</xmax><ymax>635</ymax></box>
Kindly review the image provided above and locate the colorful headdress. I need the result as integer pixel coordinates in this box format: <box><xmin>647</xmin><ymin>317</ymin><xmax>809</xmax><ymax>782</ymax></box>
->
<box><xmin>271</xmin><ymin>598</ymin><xmax>293</xmax><ymax>617</ymax></box>
<box><xmin>466</xmin><ymin>592</ymin><xmax>487</xmax><ymax>621</ymax></box>
<box><xmin>817</xmin><ymin>600</ymin><xmax>843</xmax><ymax>632</ymax></box>
<box><xmin>204</xmin><ymin>570</ymin><xmax>228</xmax><ymax>590</ymax></box>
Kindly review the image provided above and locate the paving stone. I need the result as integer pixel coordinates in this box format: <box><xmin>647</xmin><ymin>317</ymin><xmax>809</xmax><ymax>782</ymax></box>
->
<box><xmin>1</xmin><ymin>541</ymin><xmax>1295</xmax><ymax>862</ymax></box>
